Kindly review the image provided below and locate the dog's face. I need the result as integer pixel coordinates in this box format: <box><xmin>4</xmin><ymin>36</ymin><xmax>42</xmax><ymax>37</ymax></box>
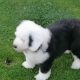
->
<box><xmin>13</xmin><ymin>37</ymin><xmax>27</xmax><ymax>52</ymax></box>
<box><xmin>13</xmin><ymin>20</ymin><xmax>43</xmax><ymax>52</ymax></box>
<box><xmin>13</xmin><ymin>31</ymin><xmax>29</xmax><ymax>52</ymax></box>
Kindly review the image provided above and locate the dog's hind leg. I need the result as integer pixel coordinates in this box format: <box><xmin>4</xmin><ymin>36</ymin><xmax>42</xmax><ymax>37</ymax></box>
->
<box><xmin>71</xmin><ymin>54</ymin><xmax>80</xmax><ymax>69</ymax></box>
<box><xmin>64</xmin><ymin>50</ymin><xmax>71</xmax><ymax>54</ymax></box>
<box><xmin>71</xmin><ymin>46</ymin><xmax>80</xmax><ymax>69</ymax></box>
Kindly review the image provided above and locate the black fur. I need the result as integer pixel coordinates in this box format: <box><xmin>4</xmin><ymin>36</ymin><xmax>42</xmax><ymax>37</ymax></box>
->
<box><xmin>29</xmin><ymin>35</ymin><xmax>42</xmax><ymax>52</ymax></box>
<box><xmin>35</xmin><ymin>45</ymin><xmax>42</xmax><ymax>52</ymax></box>
<box><xmin>40</xmin><ymin>19</ymin><xmax>80</xmax><ymax>73</ymax></box>
<box><xmin>29</xmin><ymin>35</ymin><xmax>33</xmax><ymax>47</ymax></box>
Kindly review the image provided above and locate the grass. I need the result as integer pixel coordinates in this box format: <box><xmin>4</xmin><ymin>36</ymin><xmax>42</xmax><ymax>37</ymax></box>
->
<box><xmin>0</xmin><ymin>0</ymin><xmax>80</xmax><ymax>80</ymax></box>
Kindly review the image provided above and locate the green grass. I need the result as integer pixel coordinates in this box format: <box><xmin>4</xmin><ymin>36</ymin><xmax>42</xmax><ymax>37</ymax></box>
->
<box><xmin>0</xmin><ymin>0</ymin><xmax>80</xmax><ymax>80</ymax></box>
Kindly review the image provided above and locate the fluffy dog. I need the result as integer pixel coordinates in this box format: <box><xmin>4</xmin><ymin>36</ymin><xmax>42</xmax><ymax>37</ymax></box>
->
<box><xmin>13</xmin><ymin>19</ymin><xmax>80</xmax><ymax>80</ymax></box>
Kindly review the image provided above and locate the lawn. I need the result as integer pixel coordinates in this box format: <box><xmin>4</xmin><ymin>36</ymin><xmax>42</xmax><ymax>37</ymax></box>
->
<box><xmin>0</xmin><ymin>0</ymin><xmax>80</xmax><ymax>80</ymax></box>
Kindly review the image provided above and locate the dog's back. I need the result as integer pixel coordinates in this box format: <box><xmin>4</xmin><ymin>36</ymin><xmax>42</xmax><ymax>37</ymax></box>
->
<box><xmin>47</xmin><ymin>19</ymin><xmax>80</xmax><ymax>58</ymax></box>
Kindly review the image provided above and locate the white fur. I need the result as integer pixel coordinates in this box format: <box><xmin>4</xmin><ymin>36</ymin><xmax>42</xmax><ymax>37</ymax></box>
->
<box><xmin>23</xmin><ymin>50</ymin><xmax>49</xmax><ymax>68</ymax></box>
<box><xmin>13</xmin><ymin>20</ymin><xmax>51</xmax><ymax>64</ymax></box>
<box><xmin>71</xmin><ymin>54</ymin><xmax>80</xmax><ymax>69</ymax></box>
<box><xmin>22</xmin><ymin>61</ymin><xmax>35</xmax><ymax>68</ymax></box>
<box><xmin>64</xmin><ymin>50</ymin><xmax>71</xmax><ymax>54</ymax></box>
<box><xmin>35</xmin><ymin>69</ymin><xmax>51</xmax><ymax>80</ymax></box>
<box><xmin>13</xmin><ymin>20</ymin><xmax>51</xmax><ymax>52</ymax></box>
<box><xmin>13</xmin><ymin>20</ymin><xmax>51</xmax><ymax>79</ymax></box>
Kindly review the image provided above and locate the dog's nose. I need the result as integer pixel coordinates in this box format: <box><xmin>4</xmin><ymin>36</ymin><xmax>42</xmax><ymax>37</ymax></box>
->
<box><xmin>13</xmin><ymin>45</ymin><xmax>17</xmax><ymax>48</ymax></box>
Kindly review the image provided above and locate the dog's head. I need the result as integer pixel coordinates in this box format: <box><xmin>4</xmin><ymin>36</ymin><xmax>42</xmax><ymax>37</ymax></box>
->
<box><xmin>13</xmin><ymin>28</ymin><xmax>29</xmax><ymax>52</ymax></box>
<box><xmin>13</xmin><ymin>20</ymin><xmax>49</xmax><ymax>52</ymax></box>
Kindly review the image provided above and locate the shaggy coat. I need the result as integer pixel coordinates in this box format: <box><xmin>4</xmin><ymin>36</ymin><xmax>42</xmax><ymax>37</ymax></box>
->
<box><xmin>13</xmin><ymin>19</ymin><xmax>80</xmax><ymax>80</ymax></box>
<box><xmin>40</xmin><ymin>19</ymin><xmax>80</xmax><ymax>75</ymax></box>
<box><xmin>48</xmin><ymin>19</ymin><xmax>80</xmax><ymax>58</ymax></box>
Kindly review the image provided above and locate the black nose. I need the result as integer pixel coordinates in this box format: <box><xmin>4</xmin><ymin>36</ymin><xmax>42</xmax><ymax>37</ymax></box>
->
<box><xmin>13</xmin><ymin>45</ymin><xmax>17</xmax><ymax>48</ymax></box>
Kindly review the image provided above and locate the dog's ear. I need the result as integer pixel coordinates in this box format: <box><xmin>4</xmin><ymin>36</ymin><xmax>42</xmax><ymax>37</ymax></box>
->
<box><xmin>28</xmin><ymin>35</ymin><xmax>33</xmax><ymax>47</ymax></box>
<box><xmin>29</xmin><ymin>35</ymin><xmax>43</xmax><ymax>52</ymax></box>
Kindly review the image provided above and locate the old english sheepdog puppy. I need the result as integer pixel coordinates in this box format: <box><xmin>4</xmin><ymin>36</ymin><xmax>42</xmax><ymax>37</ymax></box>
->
<box><xmin>13</xmin><ymin>19</ymin><xmax>80</xmax><ymax>80</ymax></box>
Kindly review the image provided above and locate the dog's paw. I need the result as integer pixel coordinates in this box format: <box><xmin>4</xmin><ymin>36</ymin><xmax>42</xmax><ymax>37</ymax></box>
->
<box><xmin>64</xmin><ymin>50</ymin><xmax>71</xmax><ymax>54</ymax></box>
<box><xmin>71</xmin><ymin>59</ymin><xmax>80</xmax><ymax>69</ymax></box>
<box><xmin>35</xmin><ymin>69</ymin><xmax>51</xmax><ymax>80</ymax></box>
<box><xmin>22</xmin><ymin>61</ymin><xmax>35</xmax><ymax>69</ymax></box>
<box><xmin>35</xmin><ymin>74</ymin><xmax>46</xmax><ymax>80</ymax></box>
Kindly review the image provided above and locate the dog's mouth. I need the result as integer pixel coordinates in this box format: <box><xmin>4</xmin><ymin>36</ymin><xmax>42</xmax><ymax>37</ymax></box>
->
<box><xmin>14</xmin><ymin>49</ymin><xmax>22</xmax><ymax>53</ymax></box>
<box><xmin>13</xmin><ymin>47</ymin><xmax>28</xmax><ymax>53</ymax></box>
<box><xmin>13</xmin><ymin>47</ymin><xmax>21</xmax><ymax>52</ymax></box>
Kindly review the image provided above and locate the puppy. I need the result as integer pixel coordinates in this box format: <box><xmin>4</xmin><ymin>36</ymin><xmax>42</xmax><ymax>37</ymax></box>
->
<box><xmin>13</xmin><ymin>19</ymin><xmax>80</xmax><ymax>80</ymax></box>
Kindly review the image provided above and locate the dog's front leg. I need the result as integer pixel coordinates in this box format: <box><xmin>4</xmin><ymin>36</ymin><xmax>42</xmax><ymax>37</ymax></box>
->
<box><xmin>22</xmin><ymin>52</ymin><xmax>36</xmax><ymax>69</ymax></box>
<box><xmin>35</xmin><ymin>58</ymin><xmax>53</xmax><ymax>80</ymax></box>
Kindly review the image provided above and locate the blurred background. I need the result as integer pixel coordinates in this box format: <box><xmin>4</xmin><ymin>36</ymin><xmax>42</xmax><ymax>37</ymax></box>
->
<box><xmin>0</xmin><ymin>0</ymin><xmax>80</xmax><ymax>80</ymax></box>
